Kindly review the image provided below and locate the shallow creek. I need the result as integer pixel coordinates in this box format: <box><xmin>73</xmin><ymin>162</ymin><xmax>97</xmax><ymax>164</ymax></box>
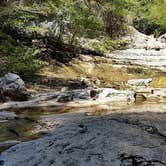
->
<box><xmin>0</xmin><ymin>101</ymin><xmax>166</xmax><ymax>153</ymax></box>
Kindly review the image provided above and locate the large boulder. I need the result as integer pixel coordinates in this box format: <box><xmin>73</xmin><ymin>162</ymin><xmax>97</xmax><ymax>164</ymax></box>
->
<box><xmin>0</xmin><ymin>73</ymin><xmax>30</xmax><ymax>102</ymax></box>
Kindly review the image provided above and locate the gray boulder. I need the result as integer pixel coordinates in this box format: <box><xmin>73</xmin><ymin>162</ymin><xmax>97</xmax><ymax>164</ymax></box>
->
<box><xmin>0</xmin><ymin>73</ymin><xmax>30</xmax><ymax>102</ymax></box>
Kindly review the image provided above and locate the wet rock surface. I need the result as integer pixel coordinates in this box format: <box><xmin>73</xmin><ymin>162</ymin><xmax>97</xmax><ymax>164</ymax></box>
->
<box><xmin>0</xmin><ymin>104</ymin><xmax>166</xmax><ymax>166</ymax></box>
<box><xmin>0</xmin><ymin>73</ymin><xmax>30</xmax><ymax>102</ymax></box>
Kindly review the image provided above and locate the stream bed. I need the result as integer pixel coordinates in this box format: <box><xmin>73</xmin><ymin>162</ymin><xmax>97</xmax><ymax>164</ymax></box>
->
<box><xmin>1</xmin><ymin>101</ymin><xmax>166</xmax><ymax>153</ymax></box>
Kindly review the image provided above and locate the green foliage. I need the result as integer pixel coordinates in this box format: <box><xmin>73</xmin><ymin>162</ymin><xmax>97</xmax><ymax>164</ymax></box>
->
<box><xmin>0</xmin><ymin>7</ymin><xmax>48</xmax><ymax>29</ymax></box>
<box><xmin>134</xmin><ymin>0</ymin><xmax>166</xmax><ymax>36</ymax></box>
<box><xmin>90</xmin><ymin>37</ymin><xmax>116</xmax><ymax>54</ymax></box>
<box><xmin>69</xmin><ymin>4</ymin><xmax>103</xmax><ymax>39</ymax></box>
<box><xmin>0</xmin><ymin>1</ymin><xmax>103</xmax><ymax>43</ymax></box>
<box><xmin>88</xmin><ymin>0</ymin><xmax>138</xmax><ymax>38</ymax></box>
<box><xmin>26</xmin><ymin>26</ymin><xmax>46</xmax><ymax>34</ymax></box>
<box><xmin>90</xmin><ymin>41</ymin><xmax>108</xmax><ymax>54</ymax></box>
<box><xmin>90</xmin><ymin>37</ymin><xmax>129</xmax><ymax>54</ymax></box>
<box><xmin>1</xmin><ymin>0</ymin><xmax>165</xmax><ymax>39</ymax></box>
<box><xmin>45</xmin><ymin>0</ymin><xmax>103</xmax><ymax>43</ymax></box>
<box><xmin>0</xmin><ymin>31</ymin><xmax>46</xmax><ymax>77</ymax></box>
<box><xmin>102</xmin><ymin>0</ymin><xmax>138</xmax><ymax>15</ymax></box>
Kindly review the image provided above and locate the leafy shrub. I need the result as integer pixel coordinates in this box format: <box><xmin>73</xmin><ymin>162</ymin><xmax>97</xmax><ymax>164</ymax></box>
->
<box><xmin>90</xmin><ymin>42</ymin><xmax>107</xmax><ymax>54</ymax></box>
<box><xmin>133</xmin><ymin>0</ymin><xmax>166</xmax><ymax>36</ymax></box>
<box><xmin>0</xmin><ymin>31</ymin><xmax>47</xmax><ymax>78</ymax></box>
<box><xmin>90</xmin><ymin>37</ymin><xmax>129</xmax><ymax>54</ymax></box>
